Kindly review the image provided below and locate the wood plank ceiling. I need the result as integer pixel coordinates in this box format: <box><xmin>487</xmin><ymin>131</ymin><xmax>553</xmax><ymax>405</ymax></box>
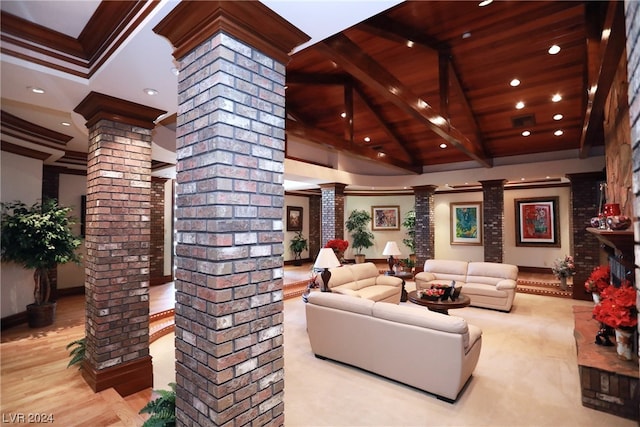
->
<box><xmin>285</xmin><ymin>0</ymin><xmax>622</xmax><ymax>173</ymax></box>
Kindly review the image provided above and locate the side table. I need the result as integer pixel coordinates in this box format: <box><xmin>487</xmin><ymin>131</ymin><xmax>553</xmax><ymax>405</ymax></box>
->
<box><xmin>392</xmin><ymin>271</ymin><xmax>414</xmax><ymax>302</ymax></box>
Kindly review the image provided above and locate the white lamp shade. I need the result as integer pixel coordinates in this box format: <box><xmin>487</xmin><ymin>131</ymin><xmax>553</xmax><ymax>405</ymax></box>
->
<box><xmin>382</xmin><ymin>241</ymin><xmax>402</xmax><ymax>256</ymax></box>
<box><xmin>314</xmin><ymin>248</ymin><xmax>341</xmax><ymax>269</ymax></box>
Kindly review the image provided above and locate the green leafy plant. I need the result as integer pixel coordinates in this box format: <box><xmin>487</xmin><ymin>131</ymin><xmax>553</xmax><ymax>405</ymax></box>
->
<box><xmin>402</xmin><ymin>209</ymin><xmax>416</xmax><ymax>254</ymax></box>
<box><xmin>139</xmin><ymin>383</ymin><xmax>176</xmax><ymax>427</ymax></box>
<box><xmin>288</xmin><ymin>231</ymin><xmax>308</xmax><ymax>265</ymax></box>
<box><xmin>345</xmin><ymin>209</ymin><xmax>374</xmax><ymax>255</ymax></box>
<box><xmin>66</xmin><ymin>337</ymin><xmax>86</xmax><ymax>370</ymax></box>
<box><xmin>1</xmin><ymin>199</ymin><xmax>82</xmax><ymax>306</ymax></box>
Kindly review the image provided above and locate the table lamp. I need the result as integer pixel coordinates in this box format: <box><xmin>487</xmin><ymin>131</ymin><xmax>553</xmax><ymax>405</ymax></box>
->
<box><xmin>382</xmin><ymin>241</ymin><xmax>402</xmax><ymax>275</ymax></box>
<box><xmin>314</xmin><ymin>248</ymin><xmax>341</xmax><ymax>292</ymax></box>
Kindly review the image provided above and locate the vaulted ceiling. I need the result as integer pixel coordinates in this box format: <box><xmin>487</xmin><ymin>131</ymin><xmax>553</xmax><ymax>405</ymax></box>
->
<box><xmin>0</xmin><ymin>1</ymin><xmax>625</xmax><ymax>184</ymax></box>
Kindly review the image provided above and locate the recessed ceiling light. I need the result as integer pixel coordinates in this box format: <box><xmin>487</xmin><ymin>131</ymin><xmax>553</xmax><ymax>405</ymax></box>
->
<box><xmin>522</xmin><ymin>130</ymin><xmax>531</xmax><ymax>137</ymax></box>
<box><xmin>554</xmin><ymin>130</ymin><xmax>564</xmax><ymax>136</ymax></box>
<box><xmin>548</xmin><ymin>45</ymin><xmax>561</xmax><ymax>55</ymax></box>
<box><xmin>510</xmin><ymin>79</ymin><xmax>520</xmax><ymax>87</ymax></box>
<box><xmin>406</xmin><ymin>40</ymin><xmax>414</xmax><ymax>48</ymax></box>
<box><xmin>553</xmin><ymin>114</ymin><xmax>563</xmax><ymax>121</ymax></box>
<box><xmin>364</xmin><ymin>136</ymin><xmax>371</xmax><ymax>143</ymax></box>
<box><xmin>340</xmin><ymin>112</ymin><xmax>347</xmax><ymax>118</ymax></box>
<box><xmin>377</xmin><ymin>152</ymin><xmax>386</xmax><ymax>158</ymax></box>
<box><xmin>552</xmin><ymin>94</ymin><xmax>562</xmax><ymax>102</ymax></box>
<box><xmin>439</xmin><ymin>143</ymin><xmax>447</xmax><ymax>149</ymax></box>
<box><xmin>61</xmin><ymin>122</ymin><xmax>71</xmax><ymax>127</ymax></box>
<box><xmin>144</xmin><ymin>88</ymin><xmax>158</xmax><ymax>96</ymax></box>
<box><xmin>515</xmin><ymin>101</ymin><xmax>525</xmax><ymax>110</ymax></box>
<box><xmin>462</xmin><ymin>32</ymin><xmax>472</xmax><ymax>39</ymax></box>
<box><xmin>28</xmin><ymin>87</ymin><xmax>45</xmax><ymax>94</ymax></box>
<box><xmin>478</xmin><ymin>0</ymin><xmax>493</xmax><ymax>6</ymax></box>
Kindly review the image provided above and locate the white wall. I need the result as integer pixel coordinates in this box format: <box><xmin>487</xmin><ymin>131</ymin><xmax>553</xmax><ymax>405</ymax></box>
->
<box><xmin>344</xmin><ymin>195</ymin><xmax>415</xmax><ymax>260</ymax></box>
<box><xmin>1</xmin><ymin>152</ymin><xmax>43</xmax><ymax>317</ymax></box>
<box><xmin>57</xmin><ymin>173</ymin><xmax>87</xmax><ymax>289</ymax></box>
<box><xmin>434</xmin><ymin>192</ymin><xmax>485</xmax><ymax>261</ymax></box>
<box><xmin>283</xmin><ymin>195</ymin><xmax>310</xmax><ymax>261</ymax></box>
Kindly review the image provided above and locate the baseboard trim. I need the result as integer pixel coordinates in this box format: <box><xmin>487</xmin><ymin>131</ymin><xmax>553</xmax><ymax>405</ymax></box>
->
<box><xmin>1</xmin><ymin>311</ymin><xmax>27</xmax><ymax>330</ymax></box>
<box><xmin>82</xmin><ymin>355</ymin><xmax>153</xmax><ymax>397</ymax></box>
<box><xmin>57</xmin><ymin>286</ymin><xmax>85</xmax><ymax>297</ymax></box>
<box><xmin>150</xmin><ymin>275</ymin><xmax>173</xmax><ymax>286</ymax></box>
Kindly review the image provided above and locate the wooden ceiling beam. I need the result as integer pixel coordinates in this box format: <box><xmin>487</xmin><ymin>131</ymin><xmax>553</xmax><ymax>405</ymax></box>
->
<box><xmin>317</xmin><ymin>33</ymin><xmax>491</xmax><ymax>167</ymax></box>
<box><xmin>359</xmin><ymin>16</ymin><xmax>444</xmax><ymax>51</ymax></box>
<box><xmin>286</xmin><ymin>119</ymin><xmax>421</xmax><ymax>174</ymax></box>
<box><xmin>344</xmin><ymin>80</ymin><xmax>354</xmax><ymax>144</ymax></box>
<box><xmin>579</xmin><ymin>0</ymin><xmax>625</xmax><ymax>157</ymax></box>
<box><xmin>353</xmin><ymin>84</ymin><xmax>414</xmax><ymax>162</ymax></box>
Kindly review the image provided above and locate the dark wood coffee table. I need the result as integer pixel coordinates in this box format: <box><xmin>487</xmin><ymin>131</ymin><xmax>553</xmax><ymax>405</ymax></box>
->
<box><xmin>407</xmin><ymin>290</ymin><xmax>470</xmax><ymax>315</ymax></box>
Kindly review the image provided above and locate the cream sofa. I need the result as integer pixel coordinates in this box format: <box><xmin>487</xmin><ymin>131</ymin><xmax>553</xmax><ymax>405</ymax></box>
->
<box><xmin>415</xmin><ymin>259</ymin><xmax>519</xmax><ymax>312</ymax></box>
<box><xmin>317</xmin><ymin>262</ymin><xmax>403</xmax><ymax>304</ymax></box>
<box><xmin>305</xmin><ymin>292</ymin><xmax>482</xmax><ymax>402</ymax></box>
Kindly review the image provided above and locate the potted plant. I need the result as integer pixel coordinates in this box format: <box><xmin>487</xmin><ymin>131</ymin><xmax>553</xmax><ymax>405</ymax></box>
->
<box><xmin>1</xmin><ymin>199</ymin><xmax>82</xmax><ymax>327</ymax></box>
<box><xmin>402</xmin><ymin>209</ymin><xmax>416</xmax><ymax>261</ymax></box>
<box><xmin>345</xmin><ymin>209</ymin><xmax>374</xmax><ymax>263</ymax></box>
<box><xmin>289</xmin><ymin>231</ymin><xmax>308</xmax><ymax>266</ymax></box>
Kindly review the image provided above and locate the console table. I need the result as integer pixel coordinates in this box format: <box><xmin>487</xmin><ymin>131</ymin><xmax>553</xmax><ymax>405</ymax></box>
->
<box><xmin>573</xmin><ymin>305</ymin><xmax>638</xmax><ymax>420</ymax></box>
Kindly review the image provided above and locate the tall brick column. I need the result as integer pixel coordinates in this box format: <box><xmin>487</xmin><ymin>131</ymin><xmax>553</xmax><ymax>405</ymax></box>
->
<box><xmin>150</xmin><ymin>177</ymin><xmax>168</xmax><ymax>285</ymax></box>
<box><xmin>413</xmin><ymin>185</ymin><xmax>437</xmax><ymax>267</ymax></box>
<box><xmin>308</xmin><ymin>194</ymin><xmax>322</xmax><ymax>260</ymax></box>
<box><xmin>320</xmin><ymin>183</ymin><xmax>347</xmax><ymax>246</ymax></box>
<box><xmin>566</xmin><ymin>172</ymin><xmax>606</xmax><ymax>300</ymax></box>
<box><xmin>480</xmin><ymin>179</ymin><xmax>506</xmax><ymax>263</ymax></box>
<box><xmin>155</xmin><ymin>2</ymin><xmax>308</xmax><ymax>425</ymax></box>
<box><xmin>74</xmin><ymin>92</ymin><xmax>166</xmax><ymax>396</ymax></box>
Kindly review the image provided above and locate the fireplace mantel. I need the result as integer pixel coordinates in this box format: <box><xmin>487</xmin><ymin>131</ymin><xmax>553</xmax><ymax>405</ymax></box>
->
<box><xmin>586</xmin><ymin>227</ymin><xmax>634</xmax><ymax>258</ymax></box>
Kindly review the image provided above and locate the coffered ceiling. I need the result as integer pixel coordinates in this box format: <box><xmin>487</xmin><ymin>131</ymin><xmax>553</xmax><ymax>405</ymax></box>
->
<box><xmin>0</xmin><ymin>1</ymin><xmax>624</xmax><ymax>189</ymax></box>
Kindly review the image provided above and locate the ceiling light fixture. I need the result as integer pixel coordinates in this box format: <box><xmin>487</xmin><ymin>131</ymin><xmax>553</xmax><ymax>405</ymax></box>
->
<box><xmin>28</xmin><ymin>87</ymin><xmax>45</xmax><ymax>94</ymax></box>
<box><xmin>144</xmin><ymin>88</ymin><xmax>158</xmax><ymax>96</ymax></box>
<box><xmin>340</xmin><ymin>112</ymin><xmax>347</xmax><ymax>118</ymax></box>
<box><xmin>548</xmin><ymin>45</ymin><xmax>561</xmax><ymax>55</ymax></box>
<box><xmin>364</xmin><ymin>136</ymin><xmax>371</xmax><ymax>143</ymax></box>
<box><xmin>462</xmin><ymin>32</ymin><xmax>471</xmax><ymax>39</ymax></box>
<box><xmin>515</xmin><ymin>101</ymin><xmax>525</xmax><ymax>110</ymax></box>
<box><xmin>552</xmin><ymin>94</ymin><xmax>562</xmax><ymax>102</ymax></box>
<box><xmin>478</xmin><ymin>0</ymin><xmax>493</xmax><ymax>7</ymax></box>
<box><xmin>406</xmin><ymin>40</ymin><xmax>414</xmax><ymax>48</ymax></box>
<box><xmin>377</xmin><ymin>152</ymin><xmax>386</xmax><ymax>158</ymax></box>
<box><xmin>439</xmin><ymin>143</ymin><xmax>447</xmax><ymax>149</ymax></box>
<box><xmin>554</xmin><ymin>130</ymin><xmax>564</xmax><ymax>136</ymax></box>
<box><xmin>522</xmin><ymin>130</ymin><xmax>531</xmax><ymax>137</ymax></box>
<box><xmin>510</xmin><ymin>78</ymin><xmax>520</xmax><ymax>87</ymax></box>
<box><xmin>553</xmin><ymin>114</ymin><xmax>563</xmax><ymax>121</ymax></box>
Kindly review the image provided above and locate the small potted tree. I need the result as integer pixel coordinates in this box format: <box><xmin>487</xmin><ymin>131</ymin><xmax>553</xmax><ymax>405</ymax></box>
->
<box><xmin>345</xmin><ymin>209</ymin><xmax>374</xmax><ymax>263</ymax></box>
<box><xmin>1</xmin><ymin>199</ymin><xmax>82</xmax><ymax>327</ymax></box>
<box><xmin>288</xmin><ymin>231</ymin><xmax>308</xmax><ymax>266</ymax></box>
<box><xmin>402</xmin><ymin>209</ymin><xmax>416</xmax><ymax>262</ymax></box>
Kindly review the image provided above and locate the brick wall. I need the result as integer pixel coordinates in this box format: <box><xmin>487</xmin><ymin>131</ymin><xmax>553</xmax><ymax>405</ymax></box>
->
<box><xmin>172</xmin><ymin>34</ymin><xmax>287</xmax><ymax>426</ymax></box>
<box><xmin>481</xmin><ymin>180</ymin><xmax>506</xmax><ymax>263</ymax></box>
<box><xmin>414</xmin><ymin>185</ymin><xmax>437</xmax><ymax>266</ymax></box>
<box><xmin>150</xmin><ymin>177</ymin><xmax>166</xmax><ymax>282</ymax></box>
<box><xmin>308</xmin><ymin>194</ymin><xmax>321</xmax><ymax>260</ymax></box>
<box><xmin>320</xmin><ymin>183</ymin><xmax>346</xmax><ymax>245</ymax></box>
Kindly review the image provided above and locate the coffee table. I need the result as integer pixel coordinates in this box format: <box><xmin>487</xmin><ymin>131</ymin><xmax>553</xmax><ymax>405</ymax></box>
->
<box><xmin>407</xmin><ymin>290</ymin><xmax>470</xmax><ymax>315</ymax></box>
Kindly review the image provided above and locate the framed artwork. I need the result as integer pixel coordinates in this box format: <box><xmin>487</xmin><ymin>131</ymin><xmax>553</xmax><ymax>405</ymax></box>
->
<box><xmin>515</xmin><ymin>197</ymin><xmax>560</xmax><ymax>247</ymax></box>
<box><xmin>287</xmin><ymin>206</ymin><xmax>303</xmax><ymax>231</ymax></box>
<box><xmin>372</xmin><ymin>206</ymin><xmax>400</xmax><ymax>230</ymax></box>
<box><xmin>450</xmin><ymin>202</ymin><xmax>482</xmax><ymax>245</ymax></box>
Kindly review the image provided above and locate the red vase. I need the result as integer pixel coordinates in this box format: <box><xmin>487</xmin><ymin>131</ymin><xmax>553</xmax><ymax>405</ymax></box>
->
<box><xmin>602</xmin><ymin>203</ymin><xmax>621</xmax><ymax>217</ymax></box>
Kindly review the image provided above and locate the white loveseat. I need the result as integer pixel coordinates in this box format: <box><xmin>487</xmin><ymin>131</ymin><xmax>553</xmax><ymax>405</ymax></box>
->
<box><xmin>305</xmin><ymin>292</ymin><xmax>482</xmax><ymax>402</ymax></box>
<box><xmin>415</xmin><ymin>259</ymin><xmax>519</xmax><ymax>312</ymax></box>
<box><xmin>317</xmin><ymin>262</ymin><xmax>403</xmax><ymax>304</ymax></box>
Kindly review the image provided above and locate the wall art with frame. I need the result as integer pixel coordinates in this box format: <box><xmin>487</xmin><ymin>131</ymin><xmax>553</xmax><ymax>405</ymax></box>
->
<box><xmin>450</xmin><ymin>202</ymin><xmax>482</xmax><ymax>245</ymax></box>
<box><xmin>286</xmin><ymin>206</ymin><xmax>303</xmax><ymax>231</ymax></box>
<box><xmin>514</xmin><ymin>197</ymin><xmax>560</xmax><ymax>247</ymax></box>
<box><xmin>371</xmin><ymin>206</ymin><xmax>400</xmax><ymax>230</ymax></box>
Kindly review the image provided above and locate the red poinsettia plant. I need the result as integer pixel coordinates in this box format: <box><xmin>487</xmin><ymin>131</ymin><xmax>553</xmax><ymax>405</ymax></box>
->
<box><xmin>584</xmin><ymin>265</ymin><xmax>610</xmax><ymax>294</ymax></box>
<box><xmin>325</xmin><ymin>239</ymin><xmax>349</xmax><ymax>253</ymax></box>
<box><xmin>593</xmin><ymin>281</ymin><xmax>638</xmax><ymax>329</ymax></box>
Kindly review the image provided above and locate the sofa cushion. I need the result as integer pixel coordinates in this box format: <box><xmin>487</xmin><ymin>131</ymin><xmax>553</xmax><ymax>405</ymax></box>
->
<box><xmin>463</xmin><ymin>282</ymin><xmax>509</xmax><ymax>297</ymax></box>
<box><xmin>332</xmin><ymin>288</ymin><xmax>361</xmax><ymax>298</ymax></box>
<box><xmin>307</xmin><ymin>291</ymin><xmax>374</xmax><ymax>315</ymax></box>
<box><xmin>350</xmin><ymin>262</ymin><xmax>381</xmax><ymax>290</ymax></box>
<box><xmin>423</xmin><ymin>259</ymin><xmax>468</xmax><ymax>282</ymax></box>
<box><xmin>372</xmin><ymin>301</ymin><xmax>468</xmax><ymax>335</ymax></box>
<box><xmin>466</xmin><ymin>262</ymin><xmax>518</xmax><ymax>285</ymax></box>
<box><xmin>357</xmin><ymin>285</ymin><xmax>399</xmax><ymax>301</ymax></box>
<box><xmin>325</xmin><ymin>266</ymin><xmax>357</xmax><ymax>290</ymax></box>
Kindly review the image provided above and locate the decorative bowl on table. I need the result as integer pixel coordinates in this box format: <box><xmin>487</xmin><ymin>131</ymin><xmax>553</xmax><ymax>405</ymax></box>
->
<box><xmin>417</xmin><ymin>288</ymin><xmax>444</xmax><ymax>301</ymax></box>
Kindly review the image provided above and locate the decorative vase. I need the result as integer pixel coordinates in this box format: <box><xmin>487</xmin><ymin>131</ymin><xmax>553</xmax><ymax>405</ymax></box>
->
<box><xmin>591</xmin><ymin>292</ymin><xmax>600</xmax><ymax>304</ymax></box>
<box><xmin>559</xmin><ymin>276</ymin><xmax>567</xmax><ymax>291</ymax></box>
<box><xmin>614</xmin><ymin>328</ymin><xmax>634</xmax><ymax>361</ymax></box>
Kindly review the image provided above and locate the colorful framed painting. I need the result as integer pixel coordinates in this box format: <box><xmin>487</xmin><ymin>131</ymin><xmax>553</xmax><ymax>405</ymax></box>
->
<box><xmin>287</xmin><ymin>206</ymin><xmax>303</xmax><ymax>231</ymax></box>
<box><xmin>450</xmin><ymin>202</ymin><xmax>482</xmax><ymax>245</ymax></box>
<box><xmin>515</xmin><ymin>197</ymin><xmax>560</xmax><ymax>247</ymax></box>
<box><xmin>372</xmin><ymin>206</ymin><xmax>400</xmax><ymax>230</ymax></box>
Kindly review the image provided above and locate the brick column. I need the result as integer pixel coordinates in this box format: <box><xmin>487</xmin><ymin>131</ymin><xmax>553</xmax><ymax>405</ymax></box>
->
<box><xmin>320</xmin><ymin>183</ymin><xmax>347</xmax><ymax>246</ymax></box>
<box><xmin>566</xmin><ymin>172</ymin><xmax>606</xmax><ymax>300</ymax></box>
<box><xmin>624</xmin><ymin>0</ymin><xmax>639</xmax><ymax>360</ymax></box>
<box><xmin>480</xmin><ymin>179</ymin><xmax>506</xmax><ymax>263</ymax></box>
<box><xmin>413</xmin><ymin>185</ymin><xmax>437</xmax><ymax>267</ymax></box>
<box><xmin>308</xmin><ymin>194</ymin><xmax>322</xmax><ymax>260</ymax></box>
<box><xmin>150</xmin><ymin>177</ymin><xmax>168</xmax><ymax>285</ymax></box>
<box><xmin>155</xmin><ymin>2</ymin><xmax>308</xmax><ymax>425</ymax></box>
<box><xmin>74</xmin><ymin>92</ymin><xmax>166</xmax><ymax>396</ymax></box>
